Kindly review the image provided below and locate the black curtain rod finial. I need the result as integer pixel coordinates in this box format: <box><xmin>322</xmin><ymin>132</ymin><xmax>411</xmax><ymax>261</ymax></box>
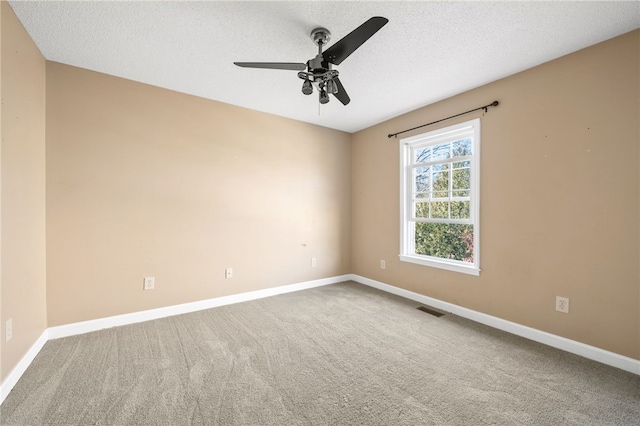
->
<box><xmin>483</xmin><ymin>101</ymin><xmax>499</xmax><ymax>113</ymax></box>
<box><xmin>387</xmin><ymin>100</ymin><xmax>499</xmax><ymax>139</ymax></box>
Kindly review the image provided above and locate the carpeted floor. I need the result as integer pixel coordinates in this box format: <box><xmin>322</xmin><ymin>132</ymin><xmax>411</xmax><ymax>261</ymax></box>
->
<box><xmin>1</xmin><ymin>281</ymin><xmax>638</xmax><ymax>425</ymax></box>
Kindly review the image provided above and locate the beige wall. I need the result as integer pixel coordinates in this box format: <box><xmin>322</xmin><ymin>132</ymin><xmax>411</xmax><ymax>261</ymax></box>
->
<box><xmin>46</xmin><ymin>62</ymin><xmax>351</xmax><ymax>326</ymax></box>
<box><xmin>352</xmin><ymin>30</ymin><xmax>640</xmax><ymax>359</ymax></box>
<box><xmin>0</xmin><ymin>0</ymin><xmax>47</xmax><ymax>382</ymax></box>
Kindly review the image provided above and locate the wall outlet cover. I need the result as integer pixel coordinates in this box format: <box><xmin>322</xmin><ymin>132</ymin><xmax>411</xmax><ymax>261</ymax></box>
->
<box><xmin>556</xmin><ymin>296</ymin><xmax>569</xmax><ymax>313</ymax></box>
<box><xmin>6</xmin><ymin>318</ymin><xmax>13</xmax><ymax>342</ymax></box>
<box><xmin>143</xmin><ymin>277</ymin><xmax>155</xmax><ymax>290</ymax></box>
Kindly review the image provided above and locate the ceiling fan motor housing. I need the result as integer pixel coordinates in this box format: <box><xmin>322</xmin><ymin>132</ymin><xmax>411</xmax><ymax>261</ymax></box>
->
<box><xmin>307</xmin><ymin>56</ymin><xmax>332</xmax><ymax>73</ymax></box>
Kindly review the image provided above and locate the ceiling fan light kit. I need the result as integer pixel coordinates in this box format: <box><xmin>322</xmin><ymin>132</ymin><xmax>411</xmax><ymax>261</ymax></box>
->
<box><xmin>234</xmin><ymin>17</ymin><xmax>388</xmax><ymax>106</ymax></box>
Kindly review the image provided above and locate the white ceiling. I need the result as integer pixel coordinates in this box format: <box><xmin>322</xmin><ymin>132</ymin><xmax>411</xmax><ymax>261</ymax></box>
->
<box><xmin>9</xmin><ymin>1</ymin><xmax>640</xmax><ymax>133</ymax></box>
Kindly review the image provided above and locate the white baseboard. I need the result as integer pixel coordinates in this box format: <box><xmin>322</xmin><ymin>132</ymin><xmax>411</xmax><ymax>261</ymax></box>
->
<box><xmin>0</xmin><ymin>329</ymin><xmax>48</xmax><ymax>404</ymax></box>
<box><xmin>48</xmin><ymin>275</ymin><xmax>350</xmax><ymax>340</ymax></box>
<box><xmin>350</xmin><ymin>274</ymin><xmax>640</xmax><ymax>376</ymax></box>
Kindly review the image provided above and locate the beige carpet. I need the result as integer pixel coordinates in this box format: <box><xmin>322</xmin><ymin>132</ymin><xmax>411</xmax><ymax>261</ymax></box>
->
<box><xmin>1</xmin><ymin>281</ymin><xmax>638</xmax><ymax>425</ymax></box>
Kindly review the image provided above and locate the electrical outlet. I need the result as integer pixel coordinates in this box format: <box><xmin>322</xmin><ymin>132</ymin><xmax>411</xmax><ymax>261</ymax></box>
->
<box><xmin>143</xmin><ymin>277</ymin><xmax>155</xmax><ymax>290</ymax></box>
<box><xmin>556</xmin><ymin>296</ymin><xmax>569</xmax><ymax>313</ymax></box>
<box><xmin>6</xmin><ymin>318</ymin><xmax>13</xmax><ymax>342</ymax></box>
<box><xmin>311</xmin><ymin>257</ymin><xmax>317</xmax><ymax>267</ymax></box>
<box><xmin>225</xmin><ymin>267</ymin><xmax>233</xmax><ymax>279</ymax></box>
<box><xmin>380</xmin><ymin>260</ymin><xmax>386</xmax><ymax>269</ymax></box>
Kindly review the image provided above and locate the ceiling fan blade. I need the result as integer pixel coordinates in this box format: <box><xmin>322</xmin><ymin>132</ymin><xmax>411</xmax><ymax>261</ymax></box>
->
<box><xmin>234</xmin><ymin>62</ymin><xmax>307</xmax><ymax>71</ymax></box>
<box><xmin>323</xmin><ymin>17</ymin><xmax>388</xmax><ymax>65</ymax></box>
<box><xmin>332</xmin><ymin>77</ymin><xmax>350</xmax><ymax>105</ymax></box>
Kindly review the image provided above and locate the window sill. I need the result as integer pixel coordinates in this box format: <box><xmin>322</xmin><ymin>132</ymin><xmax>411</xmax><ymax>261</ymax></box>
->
<box><xmin>399</xmin><ymin>254</ymin><xmax>480</xmax><ymax>276</ymax></box>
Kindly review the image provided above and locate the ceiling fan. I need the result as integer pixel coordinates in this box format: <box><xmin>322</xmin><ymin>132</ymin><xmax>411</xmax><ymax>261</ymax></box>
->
<box><xmin>234</xmin><ymin>17</ymin><xmax>389</xmax><ymax>106</ymax></box>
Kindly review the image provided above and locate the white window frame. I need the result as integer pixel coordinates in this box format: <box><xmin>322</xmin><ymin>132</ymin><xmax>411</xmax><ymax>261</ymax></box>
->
<box><xmin>399</xmin><ymin>118</ymin><xmax>481</xmax><ymax>276</ymax></box>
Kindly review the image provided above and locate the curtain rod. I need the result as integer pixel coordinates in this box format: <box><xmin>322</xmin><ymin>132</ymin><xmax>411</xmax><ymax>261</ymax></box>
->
<box><xmin>387</xmin><ymin>100</ymin><xmax>499</xmax><ymax>139</ymax></box>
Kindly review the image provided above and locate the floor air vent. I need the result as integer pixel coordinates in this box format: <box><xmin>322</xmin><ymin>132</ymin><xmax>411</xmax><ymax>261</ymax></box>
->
<box><xmin>416</xmin><ymin>306</ymin><xmax>445</xmax><ymax>317</ymax></box>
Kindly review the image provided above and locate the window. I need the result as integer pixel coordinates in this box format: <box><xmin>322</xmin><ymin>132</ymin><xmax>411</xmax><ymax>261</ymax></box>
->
<box><xmin>399</xmin><ymin>118</ymin><xmax>480</xmax><ymax>275</ymax></box>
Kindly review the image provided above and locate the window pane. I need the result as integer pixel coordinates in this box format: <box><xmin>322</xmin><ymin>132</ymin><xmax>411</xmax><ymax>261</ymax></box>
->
<box><xmin>453</xmin><ymin>160</ymin><xmax>471</xmax><ymax>169</ymax></box>
<box><xmin>430</xmin><ymin>201</ymin><xmax>449</xmax><ymax>218</ymax></box>
<box><xmin>431</xmin><ymin>142</ymin><xmax>451</xmax><ymax>161</ymax></box>
<box><xmin>452</xmin><ymin>168</ymin><xmax>470</xmax><ymax>190</ymax></box>
<box><xmin>414</xmin><ymin>147</ymin><xmax>430</xmax><ymax>163</ymax></box>
<box><xmin>452</xmin><ymin>189</ymin><xmax>470</xmax><ymax>198</ymax></box>
<box><xmin>432</xmin><ymin>164</ymin><xmax>449</xmax><ymax>192</ymax></box>
<box><xmin>414</xmin><ymin>222</ymin><xmax>474</xmax><ymax>262</ymax></box>
<box><xmin>452</xmin><ymin>138</ymin><xmax>472</xmax><ymax>157</ymax></box>
<box><xmin>414</xmin><ymin>166</ymin><xmax>430</xmax><ymax>194</ymax></box>
<box><xmin>415</xmin><ymin>202</ymin><xmax>429</xmax><ymax>218</ymax></box>
<box><xmin>451</xmin><ymin>201</ymin><xmax>470</xmax><ymax>219</ymax></box>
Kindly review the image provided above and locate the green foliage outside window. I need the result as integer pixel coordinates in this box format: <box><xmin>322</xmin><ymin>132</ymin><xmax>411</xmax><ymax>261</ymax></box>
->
<box><xmin>415</xmin><ymin>223</ymin><xmax>474</xmax><ymax>262</ymax></box>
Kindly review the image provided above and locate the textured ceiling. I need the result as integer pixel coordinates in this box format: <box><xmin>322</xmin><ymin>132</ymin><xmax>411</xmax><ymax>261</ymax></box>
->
<box><xmin>9</xmin><ymin>1</ymin><xmax>640</xmax><ymax>133</ymax></box>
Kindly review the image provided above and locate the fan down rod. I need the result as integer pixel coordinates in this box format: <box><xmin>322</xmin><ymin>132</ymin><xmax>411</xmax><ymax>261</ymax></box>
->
<box><xmin>387</xmin><ymin>100</ymin><xmax>499</xmax><ymax>138</ymax></box>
